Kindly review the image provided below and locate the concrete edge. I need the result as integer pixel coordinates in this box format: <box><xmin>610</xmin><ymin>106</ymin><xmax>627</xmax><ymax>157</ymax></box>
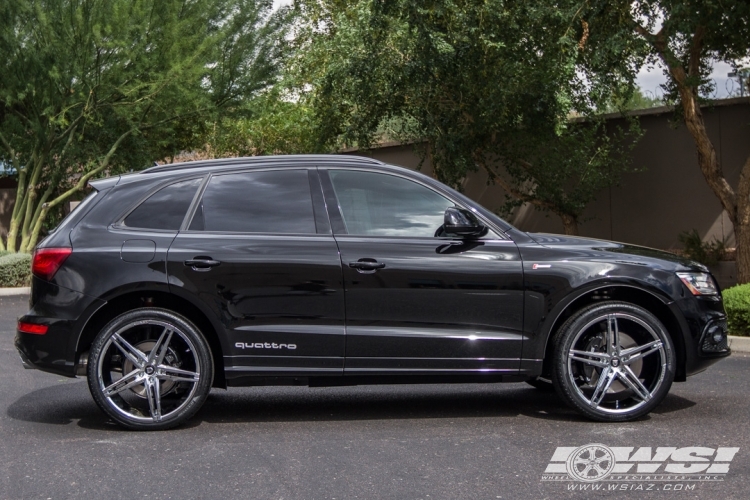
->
<box><xmin>729</xmin><ymin>335</ymin><xmax>750</xmax><ymax>353</ymax></box>
<box><xmin>0</xmin><ymin>287</ymin><xmax>30</xmax><ymax>296</ymax></box>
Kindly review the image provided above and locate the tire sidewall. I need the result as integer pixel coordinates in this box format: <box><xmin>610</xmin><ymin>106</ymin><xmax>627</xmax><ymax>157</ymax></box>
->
<box><xmin>87</xmin><ymin>308</ymin><xmax>213</xmax><ymax>430</ymax></box>
<box><xmin>551</xmin><ymin>301</ymin><xmax>676</xmax><ymax>422</ymax></box>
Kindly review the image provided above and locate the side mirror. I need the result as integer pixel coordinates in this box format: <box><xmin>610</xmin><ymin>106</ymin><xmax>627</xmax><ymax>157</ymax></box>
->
<box><xmin>443</xmin><ymin>207</ymin><xmax>486</xmax><ymax>237</ymax></box>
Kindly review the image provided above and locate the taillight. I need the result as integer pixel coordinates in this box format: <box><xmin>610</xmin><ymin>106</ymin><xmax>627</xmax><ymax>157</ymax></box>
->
<box><xmin>32</xmin><ymin>248</ymin><xmax>72</xmax><ymax>281</ymax></box>
<box><xmin>18</xmin><ymin>321</ymin><xmax>48</xmax><ymax>335</ymax></box>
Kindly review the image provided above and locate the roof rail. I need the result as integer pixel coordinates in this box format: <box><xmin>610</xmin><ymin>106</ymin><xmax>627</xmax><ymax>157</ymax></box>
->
<box><xmin>141</xmin><ymin>154</ymin><xmax>384</xmax><ymax>174</ymax></box>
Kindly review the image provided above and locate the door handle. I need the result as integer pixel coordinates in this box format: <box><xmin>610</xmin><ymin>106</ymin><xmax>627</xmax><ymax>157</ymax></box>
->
<box><xmin>184</xmin><ymin>258</ymin><xmax>221</xmax><ymax>271</ymax></box>
<box><xmin>349</xmin><ymin>259</ymin><xmax>386</xmax><ymax>273</ymax></box>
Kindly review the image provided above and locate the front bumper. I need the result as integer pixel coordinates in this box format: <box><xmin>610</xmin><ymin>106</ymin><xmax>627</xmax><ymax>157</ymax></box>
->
<box><xmin>674</xmin><ymin>293</ymin><xmax>731</xmax><ymax>379</ymax></box>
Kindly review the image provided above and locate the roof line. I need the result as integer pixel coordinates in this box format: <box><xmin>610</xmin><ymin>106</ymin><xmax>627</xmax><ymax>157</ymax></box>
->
<box><xmin>142</xmin><ymin>154</ymin><xmax>384</xmax><ymax>174</ymax></box>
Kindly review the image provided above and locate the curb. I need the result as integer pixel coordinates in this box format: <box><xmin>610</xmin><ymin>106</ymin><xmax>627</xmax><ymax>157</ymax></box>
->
<box><xmin>0</xmin><ymin>287</ymin><xmax>30</xmax><ymax>297</ymax></box>
<box><xmin>729</xmin><ymin>336</ymin><xmax>750</xmax><ymax>353</ymax></box>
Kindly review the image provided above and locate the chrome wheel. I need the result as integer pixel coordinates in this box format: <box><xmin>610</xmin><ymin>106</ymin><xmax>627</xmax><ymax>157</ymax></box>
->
<box><xmin>88</xmin><ymin>308</ymin><xmax>212</xmax><ymax>430</ymax></box>
<box><xmin>567</xmin><ymin>313</ymin><xmax>666</xmax><ymax>414</ymax></box>
<box><xmin>553</xmin><ymin>302</ymin><xmax>674</xmax><ymax>421</ymax></box>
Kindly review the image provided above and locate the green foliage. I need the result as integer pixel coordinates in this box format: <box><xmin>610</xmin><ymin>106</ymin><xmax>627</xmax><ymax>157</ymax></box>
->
<box><xmin>0</xmin><ymin>0</ymin><xmax>291</xmax><ymax>252</ymax></box>
<box><xmin>723</xmin><ymin>284</ymin><xmax>750</xmax><ymax>337</ymax></box>
<box><xmin>0</xmin><ymin>252</ymin><xmax>31</xmax><ymax>287</ymax></box>
<box><xmin>607</xmin><ymin>0</ymin><xmax>750</xmax><ymax>105</ymax></box>
<box><xmin>206</xmin><ymin>90</ymin><xmax>321</xmax><ymax>156</ymax></box>
<box><xmin>678</xmin><ymin>229</ymin><xmax>726</xmax><ymax>266</ymax></box>
<box><xmin>603</xmin><ymin>88</ymin><xmax>663</xmax><ymax>113</ymax></box>
<box><xmin>296</xmin><ymin>0</ymin><xmax>641</xmax><ymax>234</ymax></box>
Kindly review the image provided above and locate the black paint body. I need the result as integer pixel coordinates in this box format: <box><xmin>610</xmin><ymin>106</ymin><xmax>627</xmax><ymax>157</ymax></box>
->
<box><xmin>15</xmin><ymin>155</ymin><xmax>729</xmax><ymax>387</ymax></box>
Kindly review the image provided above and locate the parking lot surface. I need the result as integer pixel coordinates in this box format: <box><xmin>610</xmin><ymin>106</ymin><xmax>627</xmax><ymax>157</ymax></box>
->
<box><xmin>1</xmin><ymin>295</ymin><xmax>748</xmax><ymax>499</ymax></box>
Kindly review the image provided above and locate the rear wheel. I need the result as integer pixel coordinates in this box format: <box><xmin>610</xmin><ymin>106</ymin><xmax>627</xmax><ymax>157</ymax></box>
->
<box><xmin>551</xmin><ymin>301</ymin><xmax>675</xmax><ymax>422</ymax></box>
<box><xmin>87</xmin><ymin>308</ymin><xmax>213</xmax><ymax>430</ymax></box>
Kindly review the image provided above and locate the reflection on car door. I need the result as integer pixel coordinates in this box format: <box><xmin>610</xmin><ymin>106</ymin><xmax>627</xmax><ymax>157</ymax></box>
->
<box><xmin>321</xmin><ymin>168</ymin><xmax>525</xmax><ymax>376</ymax></box>
<box><xmin>167</xmin><ymin>168</ymin><xmax>346</xmax><ymax>381</ymax></box>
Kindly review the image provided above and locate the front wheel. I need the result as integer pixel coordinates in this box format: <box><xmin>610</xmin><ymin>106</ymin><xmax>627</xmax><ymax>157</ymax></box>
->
<box><xmin>551</xmin><ymin>301</ymin><xmax>675</xmax><ymax>422</ymax></box>
<box><xmin>87</xmin><ymin>308</ymin><xmax>213</xmax><ymax>430</ymax></box>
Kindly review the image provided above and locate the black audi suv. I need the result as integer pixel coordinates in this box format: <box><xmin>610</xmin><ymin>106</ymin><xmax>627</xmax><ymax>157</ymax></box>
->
<box><xmin>15</xmin><ymin>155</ymin><xmax>730</xmax><ymax>429</ymax></box>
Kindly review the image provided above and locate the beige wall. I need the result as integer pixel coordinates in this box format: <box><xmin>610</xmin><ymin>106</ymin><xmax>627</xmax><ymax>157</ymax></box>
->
<box><xmin>346</xmin><ymin>98</ymin><xmax>750</xmax><ymax>250</ymax></box>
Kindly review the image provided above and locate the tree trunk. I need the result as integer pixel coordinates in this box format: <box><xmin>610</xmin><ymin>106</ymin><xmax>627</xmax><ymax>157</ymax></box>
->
<box><xmin>644</xmin><ymin>26</ymin><xmax>749</xmax><ymax>284</ymax></box>
<box><xmin>560</xmin><ymin>213</ymin><xmax>579</xmax><ymax>236</ymax></box>
<box><xmin>735</xmin><ymin>154</ymin><xmax>750</xmax><ymax>284</ymax></box>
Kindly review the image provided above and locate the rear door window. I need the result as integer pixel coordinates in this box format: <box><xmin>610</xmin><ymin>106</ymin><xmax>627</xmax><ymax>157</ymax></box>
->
<box><xmin>124</xmin><ymin>178</ymin><xmax>203</xmax><ymax>230</ymax></box>
<box><xmin>189</xmin><ymin>169</ymin><xmax>316</xmax><ymax>234</ymax></box>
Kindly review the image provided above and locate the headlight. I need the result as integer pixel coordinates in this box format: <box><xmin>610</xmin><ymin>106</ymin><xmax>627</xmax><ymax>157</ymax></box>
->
<box><xmin>676</xmin><ymin>272</ymin><xmax>718</xmax><ymax>296</ymax></box>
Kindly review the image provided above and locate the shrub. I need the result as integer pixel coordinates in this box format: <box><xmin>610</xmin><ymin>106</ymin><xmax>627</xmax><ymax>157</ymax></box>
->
<box><xmin>0</xmin><ymin>253</ymin><xmax>32</xmax><ymax>287</ymax></box>
<box><xmin>723</xmin><ymin>283</ymin><xmax>750</xmax><ymax>337</ymax></box>
<box><xmin>678</xmin><ymin>229</ymin><xmax>726</xmax><ymax>266</ymax></box>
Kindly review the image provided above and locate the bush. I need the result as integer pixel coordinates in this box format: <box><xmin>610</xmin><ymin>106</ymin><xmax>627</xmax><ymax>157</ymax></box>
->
<box><xmin>678</xmin><ymin>229</ymin><xmax>726</xmax><ymax>266</ymax></box>
<box><xmin>0</xmin><ymin>253</ymin><xmax>32</xmax><ymax>287</ymax></box>
<box><xmin>723</xmin><ymin>283</ymin><xmax>750</xmax><ymax>337</ymax></box>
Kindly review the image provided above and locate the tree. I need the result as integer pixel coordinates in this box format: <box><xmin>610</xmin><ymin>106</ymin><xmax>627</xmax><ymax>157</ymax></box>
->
<box><xmin>295</xmin><ymin>0</ymin><xmax>640</xmax><ymax>235</ymax></box>
<box><xmin>203</xmin><ymin>89</ymin><xmax>320</xmax><ymax>158</ymax></box>
<box><xmin>604</xmin><ymin>88</ymin><xmax>663</xmax><ymax>113</ymax></box>
<box><xmin>589</xmin><ymin>0</ymin><xmax>750</xmax><ymax>282</ymax></box>
<box><xmin>0</xmin><ymin>0</ymin><xmax>290</xmax><ymax>252</ymax></box>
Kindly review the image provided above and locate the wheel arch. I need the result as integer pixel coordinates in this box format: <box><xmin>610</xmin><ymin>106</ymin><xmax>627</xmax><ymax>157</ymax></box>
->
<box><xmin>538</xmin><ymin>284</ymin><xmax>688</xmax><ymax>382</ymax></box>
<box><xmin>74</xmin><ymin>285</ymin><xmax>227</xmax><ymax>388</ymax></box>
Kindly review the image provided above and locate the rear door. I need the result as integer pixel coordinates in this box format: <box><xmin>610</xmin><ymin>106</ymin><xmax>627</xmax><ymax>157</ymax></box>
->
<box><xmin>167</xmin><ymin>168</ymin><xmax>346</xmax><ymax>381</ymax></box>
<box><xmin>320</xmin><ymin>168</ymin><xmax>525</xmax><ymax>376</ymax></box>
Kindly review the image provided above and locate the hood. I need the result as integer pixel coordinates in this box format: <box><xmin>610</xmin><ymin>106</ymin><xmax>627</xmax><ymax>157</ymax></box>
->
<box><xmin>527</xmin><ymin>233</ymin><xmax>708</xmax><ymax>272</ymax></box>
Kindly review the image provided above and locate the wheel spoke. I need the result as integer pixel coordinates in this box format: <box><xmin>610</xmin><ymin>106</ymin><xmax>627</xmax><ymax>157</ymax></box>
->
<box><xmin>569</xmin><ymin>349</ymin><xmax>609</xmax><ymax>368</ymax></box>
<box><xmin>621</xmin><ymin>340</ymin><xmax>663</xmax><ymax>364</ymax></box>
<box><xmin>607</xmin><ymin>314</ymin><xmax>620</xmax><ymax>357</ymax></box>
<box><xmin>112</xmin><ymin>333</ymin><xmax>148</xmax><ymax>368</ymax></box>
<box><xmin>157</xmin><ymin>365</ymin><xmax>200</xmax><ymax>383</ymax></box>
<box><xmin>589</xmin><ymin>366</ymin><xmax>616</xmax><ymax>407</ymax></box>
<box><xmin>144</xmin><ymin>378</ymin><xmax>162</xmax><ymax>422</ymax></box>
<box><xmin>619</xmin><ymin>365</ymin><xmax>652</xmax><ymax>402</ymax></box>
<box><xmin>102</xmin><ymin>369</ymin><xmax>143</xmax><ymax>397</ymax></box>
<box><xmin>150</xmin><ymin>327</ymin><xmax>174</xmax><ymax>365</ymax></box>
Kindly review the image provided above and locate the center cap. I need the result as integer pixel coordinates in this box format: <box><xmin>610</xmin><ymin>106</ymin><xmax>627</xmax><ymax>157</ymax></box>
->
<box><xmin>611</xmin><ymin>358</ymin><xmax>620</xmax><ymax>368</ymax></box>
<box><xmin>145</xmin><ymin>365</ymin><xmax>155</xmax><ymax>375</ymax></box>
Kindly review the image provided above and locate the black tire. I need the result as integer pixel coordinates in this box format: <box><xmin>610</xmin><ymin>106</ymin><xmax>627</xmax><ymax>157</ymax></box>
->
<box><xmin>551</xmin><ymin>301</ymin><xmax>675</xmax><ymax>422</ymax></box>
<box><xmin>87</xmin><ymin>308</ymin><xmax>213</xmax><ymax>430</ymax></box>
<box><xmin>526</xmin><ymin>377</ymin><xmax>555</xmax><ymax>392</ymax></box>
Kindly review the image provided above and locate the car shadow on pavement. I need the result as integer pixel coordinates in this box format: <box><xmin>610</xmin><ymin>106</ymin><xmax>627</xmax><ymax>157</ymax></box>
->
<box><xmin>5</xmin><ymin>381</ymin><xmax>116</xmax><ymax>430</ymax></box>
<box><xmin>6</xmin><ymin>381</ymin><xmax>697</xmax><ymax>430</ymax></box>
<box><xmin>193</xmin><ymin>385</ymin><xmax>583</xmax><ymax>425</ymax></box>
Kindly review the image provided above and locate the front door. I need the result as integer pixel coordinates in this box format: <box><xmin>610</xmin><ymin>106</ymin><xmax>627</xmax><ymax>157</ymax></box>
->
<box><xmin>167</xmin><ymin>168</ymin><xmax>346</xmax><ymax>381</ymax></box>
<box><xmin>320</xmin><ymin>168</ymin><xmax>525</xmax><ymax>376</ymax></box>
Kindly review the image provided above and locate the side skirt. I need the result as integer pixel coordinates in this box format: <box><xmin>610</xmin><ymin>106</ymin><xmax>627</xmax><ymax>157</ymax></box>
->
<box><xmin>225</xmin><ymin>373</ymin><xmax>530</xmax><ymax>388</ymax></box>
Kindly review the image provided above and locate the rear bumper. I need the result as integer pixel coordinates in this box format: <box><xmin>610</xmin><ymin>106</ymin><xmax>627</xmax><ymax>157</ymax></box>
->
<box><xmin>15</xmin><ymin>276</ymin><xmax>105</xmax><ymax>377</ymax></box>
<box><xmin>16</xmin><ymin>345</ymin><xmax>35</xmax><ymax>370</ymax></box>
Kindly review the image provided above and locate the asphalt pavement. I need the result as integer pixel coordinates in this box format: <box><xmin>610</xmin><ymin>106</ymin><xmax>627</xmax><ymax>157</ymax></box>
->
<box><xmin>1</xmin><ymin>294</ymin><xmax>748</xmax><ymax>500</ymax></box>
